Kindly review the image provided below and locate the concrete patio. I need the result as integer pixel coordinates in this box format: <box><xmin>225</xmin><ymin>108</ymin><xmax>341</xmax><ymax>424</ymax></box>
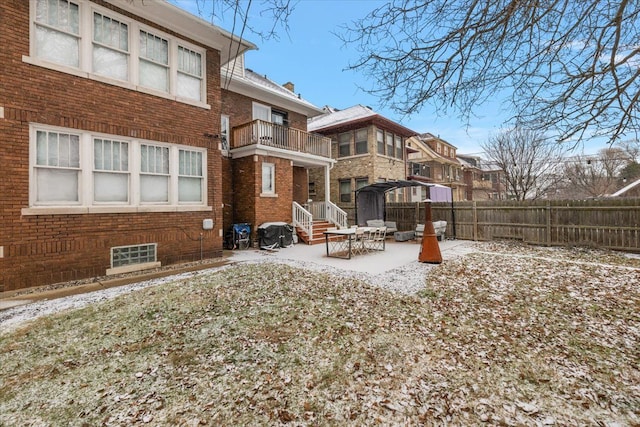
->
<box><xmin>228</xmin><ymin>238</ymin><xmax>477</xmax><ymax>275</ymax></box>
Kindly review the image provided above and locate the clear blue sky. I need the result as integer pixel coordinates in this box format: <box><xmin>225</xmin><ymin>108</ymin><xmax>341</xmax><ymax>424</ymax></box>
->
<box><xmin>170</xmin><ymin>0</ymin><xmax>606</xmax><ymax>155</ymax></box>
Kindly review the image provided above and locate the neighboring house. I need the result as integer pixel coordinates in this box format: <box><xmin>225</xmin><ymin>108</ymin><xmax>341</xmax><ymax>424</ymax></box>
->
<box><xmin>307</xmin><ymin>105</ymin><xmax>417</xmax><ymax>209</ymax></box>
<box><xmin>457</xmin><ymin>154</ymin><xmax>506</xmax><ymax>201</ymax></box>
<box><xmin>0</xmin><ymin>0</ymin><xmax>333</xmax><ymax>292</ymax></box>
<box><xmin>405</xmin><ymin>133</ymin><xmax>465</xmax><ymax>201</ymax></box>
<box><xmin>220</xmin><ymin>57</ymin><xmax>334</xmax><ymax>238</ymax></box>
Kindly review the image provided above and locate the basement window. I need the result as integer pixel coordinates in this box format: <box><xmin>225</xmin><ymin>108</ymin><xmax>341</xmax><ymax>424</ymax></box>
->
<box><xmin>108</xmin><ymin>243</ymin><xmax>160</xmax><ymax>275</ymax></box>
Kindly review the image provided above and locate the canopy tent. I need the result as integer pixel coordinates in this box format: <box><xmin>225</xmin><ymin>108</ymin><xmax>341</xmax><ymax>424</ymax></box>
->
<box><xmin>355</xmin><ymin>180</ymin><xmax>455</xmax><ymax>237</ymax></box>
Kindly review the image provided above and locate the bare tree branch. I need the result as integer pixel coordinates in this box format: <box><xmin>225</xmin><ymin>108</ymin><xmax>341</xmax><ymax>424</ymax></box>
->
<box><xmin>341</xmin><ymin>0</ymin><xmax>640</xmax><ymax>145</ymax></box>
<box><xmin>480</xmin><ymin>128</ymin><xmax>567</xmax><ymax>200</ymax></box>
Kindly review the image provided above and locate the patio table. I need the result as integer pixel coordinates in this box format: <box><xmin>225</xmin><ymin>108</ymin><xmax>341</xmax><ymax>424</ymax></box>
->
<box><xmin>324</xmin><ymin>227</ymin><xmax>375</xmax><ymax>259</ymax></box>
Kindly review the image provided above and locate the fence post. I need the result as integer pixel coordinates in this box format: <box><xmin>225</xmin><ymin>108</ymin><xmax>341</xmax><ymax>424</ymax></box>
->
<box><xmin>546</xmin><ymin>201</ymin><xmax>551</xmax><ymax>246</ymax></box>
<box><xmin>473</xmin><ymin>201</ymin><xmax>478</xmax><ymax>241</ymax></box>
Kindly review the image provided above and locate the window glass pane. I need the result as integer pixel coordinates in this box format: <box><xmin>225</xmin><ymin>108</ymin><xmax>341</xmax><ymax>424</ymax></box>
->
<box><xmin>340</xmin><ymin>180</ymin><xmax>351</xmax><ymax>202</ymax></box>
<box><xmin>141</xmin><ymin>175</ymin><xmax>169</xmax><ymax>202</ymax></box>
<box><xmin>139</xmin><ymin>31</ymin><xmax>168</xmax><ymax>64</ymax></box>
<box><xmin>177</xmin><ymin>47</ymin><xmax>202</xmax><ymax>101</ymax></box>
<box><xmin>36</xmin><ymin>131</ymin><xmax>47</xmax><ymax>165</ymax></box>
<box><xmin>48</xmin><ymin>133</ymin><xmax>59</xmax><ymax>165</ymax></box>
<box><xmin>262</xmin><ymin>163</ymin><xmax>274</xmax><ymax>193</ymax></box>
<box><xmin>178</xmin><ymin>47</ymin><xmax>202</xmax><ymax>76</ymax></box>
<box><xmin>252</xmin><ymin>103</ymin><xmax>270</xmax><ymax>121</ymax></box>
<box><xmin>36</xmin><ymin>168</ymin><xmax>78</xmax><ymax>202</ymax></box>
<box><xmin>36</xmin><ymin>0</ymin><xmax>79</xmax><ymax>33</ymax></box>
<box><xmin>338</xmin><ymin>132</ymin><xmax>351</xmax><ymax>157</ymax></box>
<box><xmin>221</xmin><ymin>116</ymin><xmax>229</xmax><ymax>151</ymax></box>
<box><xmin>140</xmin><ymin>60</ymin><xmax>168</xmax><ymax>92</ymax></box>
<box><xmin>93</xmin><ymin>46</ymin><xmax>128</xmax><ymax>80</ymax></box>
<box><xmin>178</xmin><ymin>177</ymin><xmax>202</xmax><ymax>202</ymax></box>
<box><xmin>35</xmin><ymin>26</ymin><xmax>79</xmax><ymax>67</ymax></box>
<box><xmin>59</xmin><ymin>134</ymin><xmax>70</xmax><ymax>167</ymax></box>
<box><xmin>177</xmin><ymin>73</ymin><xmax>201</xmax><ymax>101</ymax></box>
<box><xmin>94</xmin><ymin>13</ymin><xmax>128</xmax><ymax>51</ymax></box>
<box><xmin>139</xmin><ymin>31</ymin><xmax>169</xmax><ymax>92</ymax></box>
<box><xmin>94</xmin><ymin>172</ymin><xmax>128</xmax><ymax>202</ymax></box>
<box><xmin>355</xmin><ymin>128</ymin><xmax>368</xmax><ymax>154</ymax></box>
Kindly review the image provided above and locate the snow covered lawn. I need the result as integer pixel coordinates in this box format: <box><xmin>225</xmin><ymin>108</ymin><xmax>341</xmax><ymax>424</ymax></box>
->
<box><xmin>1</xmin><ymin>242</ymin><xmax>638</xmax><ymax>425</ymax></box>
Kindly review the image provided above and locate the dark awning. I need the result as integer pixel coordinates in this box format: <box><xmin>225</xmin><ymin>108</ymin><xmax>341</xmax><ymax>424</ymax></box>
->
<box><xmin>355</xmin><ymin>180</ymin><xmax>433</xmax><ymax>195</ymax></box>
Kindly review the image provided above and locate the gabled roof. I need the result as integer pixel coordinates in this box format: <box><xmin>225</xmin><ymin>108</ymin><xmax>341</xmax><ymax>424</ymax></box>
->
<box><xmin>108</xmin><ymin>0</ymin><xmax>256</xmax><ymax>64</ymax></box>
<box><xmin>308</xmin><ymin>105</ymin><xmax>417</xmax><ymax>136</ymax></box>
<box><xmin>222</xmin><ymin>63</ymin><xmax>324</xmax><ymax>117</ymax></box>
<box><xmin>407</xmin><ymin>134</ymin><xmax>460</xmax><ymax>166</ymax></box>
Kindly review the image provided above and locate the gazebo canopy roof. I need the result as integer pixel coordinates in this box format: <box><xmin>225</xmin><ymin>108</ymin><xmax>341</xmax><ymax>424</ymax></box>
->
<box><xmin>355</xmin><ymin>180</ymin><xmax>434</xmax><ymax>194</ymax></box>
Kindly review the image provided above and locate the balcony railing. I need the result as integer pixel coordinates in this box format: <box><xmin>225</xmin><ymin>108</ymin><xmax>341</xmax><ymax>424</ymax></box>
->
<box><xmin>232</xmin><ymin>120</ymin><xmax>331</xmax><ymax>158</ymax></box>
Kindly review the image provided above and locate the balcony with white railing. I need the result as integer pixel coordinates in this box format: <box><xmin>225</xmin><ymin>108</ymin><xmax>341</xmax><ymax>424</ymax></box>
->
<box><xmin>232</xmin><ymin>120</ymin><xmax>332</xmax><ymax>159</ymax></box>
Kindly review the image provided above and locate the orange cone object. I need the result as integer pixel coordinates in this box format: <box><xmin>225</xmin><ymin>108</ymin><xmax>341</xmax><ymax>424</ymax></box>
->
<box><xmin>418</xmin><ymin>200</ymin><xmax>443</xmax><ymax>264</ymax></box>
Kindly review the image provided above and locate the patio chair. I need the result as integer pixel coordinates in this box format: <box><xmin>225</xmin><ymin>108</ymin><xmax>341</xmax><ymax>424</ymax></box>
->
<box><xmin>415</xmin><ymin>224</ymin><xmax>425</xmax><ymax>242</ymax></box>
<box><xmin>352</xmin><ymin>227</ymin><xmax>368</xmax><ymax>255</ymax></box>
<box><xmin>364</xmin><ymin>226</ymin><xmax>386</xmax><ymax>252</ymax></box>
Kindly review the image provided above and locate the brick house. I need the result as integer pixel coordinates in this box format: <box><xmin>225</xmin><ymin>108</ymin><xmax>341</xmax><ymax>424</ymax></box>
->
<box><xmin>307</xmin><ymin>105</ymin><xmax>417</xmax><ymax>212</ymax></box>
<box><xmin>405</xmin><ymin>133</ymin><xmax>465</xmax><ymax>201</ymax></box>
<box><xmin>219</xmin><ymin>56</ymin><xmax>335</xmax><ymax>242</ymax></box>
<box><xmin>0</xmin><ymin>0</ymin><xmax>334</xmax><ymax>292</ymax></box>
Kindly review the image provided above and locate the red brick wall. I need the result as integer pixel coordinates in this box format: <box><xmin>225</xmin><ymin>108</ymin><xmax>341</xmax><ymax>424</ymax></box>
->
<box><xmin>293</xmin><ymin>166</ymin><xmax>309</xmax><ymax>204</ymax></box>
<box><xmin>230</xmin><ymin>155</ymin><xmax>294</xmax><ymax>241</ymax></box>
<box><xmin>0</xmin><ymin>0</ymin><xmax>225</xmax><ymax>291</ymax></box>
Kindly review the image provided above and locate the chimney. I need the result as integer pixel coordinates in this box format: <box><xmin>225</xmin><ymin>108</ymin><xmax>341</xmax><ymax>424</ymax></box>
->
<box><xmin>283</xmin><ymin>81</ymin><xmax>295</xmax><ymax>92</ymax></box>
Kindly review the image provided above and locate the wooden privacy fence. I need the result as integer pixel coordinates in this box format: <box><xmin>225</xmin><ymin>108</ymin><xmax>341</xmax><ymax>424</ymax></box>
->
<box><xmin>344</xmin><ymin>199</ymin><xmax>640</xmax><ymax>252</ymax></box>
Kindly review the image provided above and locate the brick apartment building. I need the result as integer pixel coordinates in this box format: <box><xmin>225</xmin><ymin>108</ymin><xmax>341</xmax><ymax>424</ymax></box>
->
<box><xmin>405</xmin><ymin>133</ymin><xmax>466</xmax><ymax>201</ymax></box>
<box><xmin>0</xmin><ymin>0</ymin><xmax>333</xmax><ymax>291</ymax></box>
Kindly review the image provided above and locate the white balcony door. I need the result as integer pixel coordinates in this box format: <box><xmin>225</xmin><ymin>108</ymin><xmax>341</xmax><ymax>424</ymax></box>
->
<box><xmin>252</xmin><ymin>102</ymin><xmax>272</xmax><ymax>142</ymax></box>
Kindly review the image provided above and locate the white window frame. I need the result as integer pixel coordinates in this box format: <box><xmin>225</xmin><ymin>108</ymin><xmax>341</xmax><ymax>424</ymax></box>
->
<box><xmin>25</xmin><ymin>123</ymin><xmax>210</xmax><ymax>215</ymax></box>
<box><xmin>261</xmin><ymin>162</ymin><xmax>276</xmax><ymax>196</ymax></box>
<box><xmin>26</xmin><ymin>0</ymin><xmax>208</xmax><ymax>108</ymax></box>
<box><xmin>252</xmin><ymin>102</ymin><xmax>271</xmax><ymax>122</ymax></box>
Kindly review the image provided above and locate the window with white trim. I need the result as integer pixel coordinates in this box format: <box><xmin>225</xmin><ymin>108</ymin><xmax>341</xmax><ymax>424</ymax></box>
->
<box><xmin>262</xmin><ymin>162</ymin><xmax>275</xmax><ymax>194</ymax></box>
<box><xmin>34</xmin><ymin>0</ymin><xmax>80</xmax><ymax>68</ymax></box>
<box><xmin>34</xmin><ymin>129</ymin><xmax>81</xmax><ymax>203</ymax></box>
<box><xmin>29</xmin><ymin>0</ymin><xmax>206</xmax><ymax>105</ymax></box>
<box><xmin>177</xmin><ymin>46</ymin><xmax>202</xmax><ymax>101</ymax></box>
<box><xmin>29</xmin><ymin>124</ymin><xmax>207</xmax><ymax>211</ymax></box>
<box><xmin>252</xmin><ymin>102</ymin><xmax>271</xmax><ymax>122</ymax></box>
<box><xmin>140</xmin><ymin>144</ymin><xmax>169</xmax><ymax>203</ymax></box>
<box><xmin>92</xmin><ymin>12</ymin><xmax>129</xmax><ymax>81</ymax></box>
<box><xmin>178</xmin><ymin>149</ymin><xmax>203</xmax><ymax>202</ymax></box>
<box><xmin>139</xmin><ymin>30</ymin><xmax>169</xmax><ymax>92</ymax></box>
<box><xmin>93</xmin><ymin>138</ymin><xmax>129</xmax><ymax>203</ymax></box>
<box><xmin>221</xmin><ymin>115</ymin><xmax>229</xmax><ymax>152</ymax></box>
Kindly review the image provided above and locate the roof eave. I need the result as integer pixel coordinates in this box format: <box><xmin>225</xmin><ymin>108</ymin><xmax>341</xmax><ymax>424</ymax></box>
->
<box><xmin>224</xmin><ymin>76</ymin><xmax>324</xmax><ymax>117</ymax></box>
<box><xmin>107</xmin><ymin>0</ymin><xmax>257</xmax><ymax>63</ymax></box>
